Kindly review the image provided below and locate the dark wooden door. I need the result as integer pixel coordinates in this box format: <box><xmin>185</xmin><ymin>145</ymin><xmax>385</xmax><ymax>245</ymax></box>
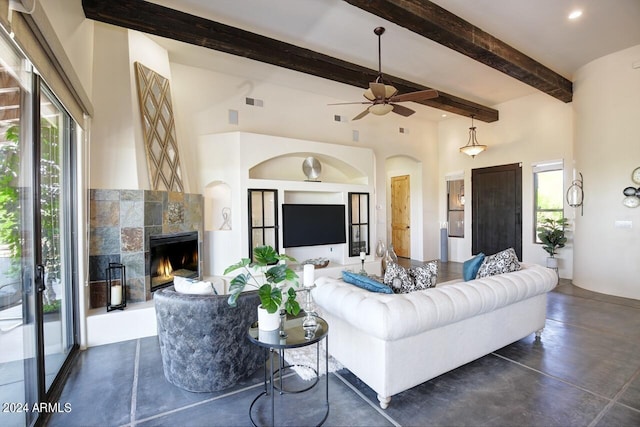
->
<box><xmin>472</xmin><ymin>163</ymin><xmax>522</xmax><ymax>259</ymax></box>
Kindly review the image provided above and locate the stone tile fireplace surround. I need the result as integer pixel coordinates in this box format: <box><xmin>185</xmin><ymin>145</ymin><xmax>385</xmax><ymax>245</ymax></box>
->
<box><xmin>89</xmin><ymin>189</ymin><xmax>203</xmax><ymax>307</ymax></box>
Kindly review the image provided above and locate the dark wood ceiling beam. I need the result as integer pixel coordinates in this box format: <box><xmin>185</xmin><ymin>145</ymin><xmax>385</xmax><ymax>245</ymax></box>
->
<box><xmin>344</xmin><ymin>0</ymin><xmax>572</xmax><ymax>103</ymax></box>
<box><xmin>81</xmin><ymin>0</ymin><xmax>498</xmax><ymax>122</ymax></box>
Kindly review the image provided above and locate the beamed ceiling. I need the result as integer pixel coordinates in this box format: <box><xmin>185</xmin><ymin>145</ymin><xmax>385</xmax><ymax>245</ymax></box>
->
<box><xmin>81</xmin><ymin>0</ymin><xmax>640</xmax><ymax>123</ymax></box>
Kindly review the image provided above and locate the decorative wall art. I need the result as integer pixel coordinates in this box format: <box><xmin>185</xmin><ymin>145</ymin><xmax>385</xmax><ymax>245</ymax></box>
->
<box><xmin>134</xmin><ymin>62</ymin><xmax>184</xmax><ymax>192</ymax></box>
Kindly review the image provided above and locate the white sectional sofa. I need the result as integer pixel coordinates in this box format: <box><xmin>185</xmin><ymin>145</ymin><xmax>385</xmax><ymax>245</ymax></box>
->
<box><xmin>311</xmin><ymin>263</ymin><xmax>558</xmax><ymax>409</ymax></box>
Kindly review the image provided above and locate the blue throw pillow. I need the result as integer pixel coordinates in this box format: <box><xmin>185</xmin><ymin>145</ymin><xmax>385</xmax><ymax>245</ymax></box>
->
<box><xmin>463</xmin><ymin>253</ymin><xmax>485</xmax><ymax>281</ymax></box>
<box><xmin>342</xmin><ymin>271</ymin><xmax>393</xmax><ymax>294</ymax></box>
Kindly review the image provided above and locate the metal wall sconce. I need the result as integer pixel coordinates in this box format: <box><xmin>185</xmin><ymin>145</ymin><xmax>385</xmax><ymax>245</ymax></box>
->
<box><xmin>106</xmin><ymin>262</ymin><xmax>126</xmax><ymax>312</ymax></box>
<box><xmin>566</xmin><ymin>172</ymin><xmax>584</xmax><ymax>216</ymax></box>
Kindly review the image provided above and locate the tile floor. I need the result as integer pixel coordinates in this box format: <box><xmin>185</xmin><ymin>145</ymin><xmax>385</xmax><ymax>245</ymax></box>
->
<box><xmin>47</xmin><ymin>262</ymin><xmax>640</xmax><ymax>427</ymax></box>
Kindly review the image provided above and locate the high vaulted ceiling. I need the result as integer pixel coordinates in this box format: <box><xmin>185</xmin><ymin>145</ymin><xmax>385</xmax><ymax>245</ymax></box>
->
<box><xmin>83</xmin><ymin>0</ymin><xmax>640</xmax><ymax>122</ymax></box>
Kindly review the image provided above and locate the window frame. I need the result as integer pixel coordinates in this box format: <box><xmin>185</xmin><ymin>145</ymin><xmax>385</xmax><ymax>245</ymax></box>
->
<box><xmin>533</xmin><ymin>162</ymin><xmax>564</xmax><ymax>243</ymax></box>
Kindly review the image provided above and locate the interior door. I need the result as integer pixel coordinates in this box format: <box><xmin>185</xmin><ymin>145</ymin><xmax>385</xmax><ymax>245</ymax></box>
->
<box><xmin>472</xmin><ymin>163</ymin><xmax>522</xmax><ymax>259</ymax></box>
<box><xmin>390</xmin><ymin>175</ymin><xmax>410</xmax><ymax>258</ymax></box>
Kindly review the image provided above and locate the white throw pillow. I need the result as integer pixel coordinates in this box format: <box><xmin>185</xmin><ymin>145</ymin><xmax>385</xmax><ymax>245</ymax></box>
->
<box><xmin>173</xmin><ymin>276</ymin><xmax>217</xmax><ymax>295</ymax></box>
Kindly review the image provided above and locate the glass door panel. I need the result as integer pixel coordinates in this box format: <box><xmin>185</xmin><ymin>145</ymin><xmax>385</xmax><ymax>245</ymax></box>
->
<box><xmin>0</xmin><ymin>37</ymin><xmax>36</xmax><ymax>427</ymax></box>
<box><xmin>39</xmin><ymin>86</ymin><xmax>73</xmax><ymax>392</ymax></box>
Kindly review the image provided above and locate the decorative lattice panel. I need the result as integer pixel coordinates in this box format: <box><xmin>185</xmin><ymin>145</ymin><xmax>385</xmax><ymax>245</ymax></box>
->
<box><xmin>134</xmin><ymin>62</ymin><xmax>184</xmax><ymax>192</ymax></box>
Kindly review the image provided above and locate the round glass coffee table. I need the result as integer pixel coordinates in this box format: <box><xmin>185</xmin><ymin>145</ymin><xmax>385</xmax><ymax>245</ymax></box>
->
<box><xmin>248</xmin><ymin>315</ymin><xmax>329</xmax><ymax>427</ymax></box>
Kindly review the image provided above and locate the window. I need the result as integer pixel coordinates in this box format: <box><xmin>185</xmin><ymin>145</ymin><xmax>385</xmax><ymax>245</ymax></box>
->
<box><xmin>348</xmin><ymin>192</ymin><xmax>369</xmax><ymax>256</ymax></box>
<box><xmin>248</xmin><ymin>189</ymin><xmax>278</xmax><ymax>259</ymax></box>
<box><xmin>447</xmin><ymin>179</ymin><xmax>464</xmax><ymax>238</ymax></box>
<box><xmin>533</xmin><ymin>162</ymin><xmax>564</xmax><ymax>242</ymax></box>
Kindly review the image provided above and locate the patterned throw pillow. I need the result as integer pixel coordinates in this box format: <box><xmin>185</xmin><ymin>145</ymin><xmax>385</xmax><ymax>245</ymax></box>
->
<box><xmin>475</xmin><ymin>248</ymin><xmax>521</xmax><ymax>278</ymax></box>
<box><xmin>384</xmin><ymin>261</ymin><xmax>438</xmax><ymax>293</ymax></box>
<box><xmin>384</xmin><ymin>262</ymin><xmax>412</xmax><ymax>293</ymax></box>
<box><xmin>409</xmin><ymin>261</ymin><xmax>438</xmax><ymax>290</ymax></box>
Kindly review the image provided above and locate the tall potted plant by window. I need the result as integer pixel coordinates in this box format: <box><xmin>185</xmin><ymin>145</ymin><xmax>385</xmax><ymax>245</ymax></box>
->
<box><xmin>536</xmin><ymin>217</ymin><xmax>569</xmax><ymax>269</ymax></box>
<box><xmin>225</xmin><ymin>245</ymin><xmax>300</xmax><ymax>331</ymax></box>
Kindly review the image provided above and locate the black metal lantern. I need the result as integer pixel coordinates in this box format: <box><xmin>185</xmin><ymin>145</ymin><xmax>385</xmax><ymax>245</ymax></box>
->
<box><xmin>106</xmin><ymin>262</ymin><xmax>126</xmax><ymax>312</ymax></box>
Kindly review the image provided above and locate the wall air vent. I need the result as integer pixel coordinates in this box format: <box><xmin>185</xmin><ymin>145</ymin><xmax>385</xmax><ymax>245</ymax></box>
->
<box><xmin>245</xmin><ymin>97</ymin><xmax>264</xmax><ymax>107</ymax></box>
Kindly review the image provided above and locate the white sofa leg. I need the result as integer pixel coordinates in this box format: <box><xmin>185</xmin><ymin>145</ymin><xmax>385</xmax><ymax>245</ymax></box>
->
<box><xmin>377</xmin><ymin>394</ymin><xmax>391</xmax><ymax>409</ymax></box>
<box><xmin>535</xmin><ymin>328</ymin><xmax>544</xmax><ymax>339</ymax></box>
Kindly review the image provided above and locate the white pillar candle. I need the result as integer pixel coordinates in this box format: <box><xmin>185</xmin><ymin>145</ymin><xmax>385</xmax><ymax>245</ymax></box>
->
<box><xmin>360</xmin><ymin>251</ymin><xmax>366</xmax><ymax>261</ymax></box>
<box><xmin>303</xmin><ymin>264</ymin><xmax>315</xmax><ymax>287</ymax></box>
<box><xmin>111</xmin><ymin>285</ymin><xmax>122</xmax><ymax>306</ymax></box>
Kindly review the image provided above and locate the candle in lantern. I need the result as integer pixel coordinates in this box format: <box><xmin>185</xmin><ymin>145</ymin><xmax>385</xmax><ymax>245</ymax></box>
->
<box><xmin>111</xmin><ymin>284</ymin><xmax>122</xmax><ymax>306</ymax></box>
<box><xmin>303</xmin><ymin>264</ymin><xmax>315</xmax><ymax>288</ymax></box>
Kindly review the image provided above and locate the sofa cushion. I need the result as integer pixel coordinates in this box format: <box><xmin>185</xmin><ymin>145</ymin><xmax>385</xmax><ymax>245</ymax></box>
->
<box><xmin>476</xmin><ymin>248</ymin><xmax>521</xmax><ymax>278</ymax></box>
<box><xmin>463</xmin><ymin>253</ymin><xmax>485</xmax><ymax>281</ymax></box>
<box><xmin>342</xmin><ymin>271</ymin><xmax>393</xmax><ymax>294</ymax></box>
<box><xmin>383</xmin><ymin>262</ymin><xmax>413</xmax><ymax>292</ymax></box>
<box><xmin>409</xmin><ymin>261</ymin><xmax>438</xmax><ymax>290</ymax></box>
<box><xmin>173</xmin><ymin>276</ymin><xmax>218</xmax><ymax>295</ymax></box>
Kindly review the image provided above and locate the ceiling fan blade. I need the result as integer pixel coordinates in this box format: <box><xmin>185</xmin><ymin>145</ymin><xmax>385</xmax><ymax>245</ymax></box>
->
<box><xmin>328</xmin><ymin>101</ymin><xmax>372</xmax><ymax>105</ymax></box>
<box><xmin>389</xmin><ymin>89</ymin><xmax>439</xmax><ymax>103</ymax></box>
<box><xmin>352</xmin><ymin>108</ymin><xmax>370</xmax><ymax>121</ymax></box>
<box><xmin>369</xmin><ymin>82</ymin><xmax>387</xmax><ymax>100</ymax></box>
<box><xmin>391</xmin><ymin>103</ymin><xmax>415</xmax><ymax>117</ymax></box>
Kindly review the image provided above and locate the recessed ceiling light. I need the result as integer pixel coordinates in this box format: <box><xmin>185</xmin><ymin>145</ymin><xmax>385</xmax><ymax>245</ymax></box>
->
<box><xmin>568</xmin><ymin>10</ymin><xmax>582</xmax><ymax>20</ymax></box>
<box><xmin>441</xmin><ymin>114</ymin><xmax>447</xmax><ymax>118</ymax></box>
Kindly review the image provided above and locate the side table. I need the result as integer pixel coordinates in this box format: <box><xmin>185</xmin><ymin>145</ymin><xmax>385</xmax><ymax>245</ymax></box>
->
<box><xmin>247</xmin><ymin>315</ymin><xmax>329</xmax><ymax>427</ymax></box>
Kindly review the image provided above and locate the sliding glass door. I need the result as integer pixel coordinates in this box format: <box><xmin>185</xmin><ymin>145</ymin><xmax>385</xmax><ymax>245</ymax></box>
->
<box><xmin>0</xmin><ymin>31</ymin><xmax>78</xmax><ymax>427</ymax></box>
<box><xmin>38</xmin><ymin>84</ymin><xmax>76</xmax><ymax>394</ymax></box>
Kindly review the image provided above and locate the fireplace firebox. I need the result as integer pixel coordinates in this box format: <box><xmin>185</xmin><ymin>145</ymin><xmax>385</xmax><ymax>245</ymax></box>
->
<box><xmin>149</xmin><ymin>231</ymin><xmax>199</xmax><ymax>292</ymax></box>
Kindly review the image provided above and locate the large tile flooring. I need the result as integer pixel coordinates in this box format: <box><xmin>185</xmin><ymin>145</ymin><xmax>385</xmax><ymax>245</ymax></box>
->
<box><xmin>47</xmin><ymin>261</ymin><xmax>640</xmax><ymax>426</ymax></box>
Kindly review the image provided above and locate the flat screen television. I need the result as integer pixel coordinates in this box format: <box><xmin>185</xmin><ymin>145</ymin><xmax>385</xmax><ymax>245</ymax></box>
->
<box><xmin>282</xmin><ymin>204</ymin><xmax>346</xmax><ymax>248</ymax></box>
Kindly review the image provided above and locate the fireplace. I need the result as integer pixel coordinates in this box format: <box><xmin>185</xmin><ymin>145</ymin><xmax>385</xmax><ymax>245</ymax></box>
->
<box><xmin>150</xmin><ymin>231</ymin><xmax>199</xmax><ymax>292</ymax></box>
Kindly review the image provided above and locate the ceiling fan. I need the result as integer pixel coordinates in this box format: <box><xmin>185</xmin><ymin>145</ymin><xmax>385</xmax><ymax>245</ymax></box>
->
<box><xmin>330</xmin><ymin>27</ymin><xmax>439</xmax><ymax>121</ymax></box>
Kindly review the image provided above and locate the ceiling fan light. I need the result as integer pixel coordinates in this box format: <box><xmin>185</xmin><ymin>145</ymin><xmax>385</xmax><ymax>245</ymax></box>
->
<box><xmin>369</xmin><ymin>103</ymin><xmax>393</xmax><ymax>115</ymax></box>
<box><xmin>363</xmin><ymin>88</ymin><xmax>375</xmax><ymax>101</ymax></box>
<box><xmin>384</xmin><ymin>84</ymin><xmax>397</xmax><ymax>98</ymax></box>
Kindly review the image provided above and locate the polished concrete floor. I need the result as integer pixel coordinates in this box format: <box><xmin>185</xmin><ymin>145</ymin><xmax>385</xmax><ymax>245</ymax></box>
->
<box><xmin>47</xmin><ymin>262</ymin><xmax>640</xmax><ymax>427</ymax></box>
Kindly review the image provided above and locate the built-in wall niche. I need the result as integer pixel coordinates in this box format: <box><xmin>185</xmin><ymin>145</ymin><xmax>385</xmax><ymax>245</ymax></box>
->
<box><xmin>281</xmin><ymin>190</ymin><xmax>347</xmax><ymax>264</ymax></box>
<box><xmin>249</xmin><ymin>153</ymin><xmax>368</xmax><ymax>185</ymax></box>
<box><xmin>204</xmin><ymin>181</ymin><xmax>232</xmax><ymax>231</ymax></box>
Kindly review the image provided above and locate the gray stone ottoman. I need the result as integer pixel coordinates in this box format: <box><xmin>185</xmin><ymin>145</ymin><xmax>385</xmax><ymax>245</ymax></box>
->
<box><xmin>154</xmin><ymin>287</ymin><xmax>264</xmax><ymax>392</ymax></box>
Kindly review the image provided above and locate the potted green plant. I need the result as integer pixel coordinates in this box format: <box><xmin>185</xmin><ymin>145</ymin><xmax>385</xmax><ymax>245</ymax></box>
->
<box><xmin>536</xmin><ymin>217</ymin><xmax>569</xmax><ymax>268</ymax></box>
<box><xmin>225</xmin><ymin>245</ymin><xmax>301</xmax><ymax>329</ymax></box>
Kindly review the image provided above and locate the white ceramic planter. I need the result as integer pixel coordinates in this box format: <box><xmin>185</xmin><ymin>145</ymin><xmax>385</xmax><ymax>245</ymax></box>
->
<box><xmin>546</xmin><ymin>257</ymin><xmax>558</xmax><ymax>269</ymax></box>
<box><xmin>257</xmin><ymin>305</ymin><xmax>280</xmax><ymax>331</ymax></box>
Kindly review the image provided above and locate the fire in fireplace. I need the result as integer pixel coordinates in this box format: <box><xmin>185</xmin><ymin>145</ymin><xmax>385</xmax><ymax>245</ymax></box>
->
<box><xmin>149</xmin><ymin>231</ymin><xmax>199</xmax><ymax>292</ymax></box>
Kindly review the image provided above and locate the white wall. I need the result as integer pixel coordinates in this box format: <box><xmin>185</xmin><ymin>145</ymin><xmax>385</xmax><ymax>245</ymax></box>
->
<box><xmin>169</xmin><ymin>59</ymin><xmax>440</xmax><ymax>258</ymax></box>
<box><xmin>438</xmin><ymin>93</ymin><xmax>574</xmax><ymax>278</ymax></box>
<box><xmin>39</xmin><ymin>0</ymin><xmax>94</xmax><ymax>100</ymax></box>
<box><xmin>573</xmin><ymin>44</ymin><xmax>640</xmax><ymax>299</ymax></box>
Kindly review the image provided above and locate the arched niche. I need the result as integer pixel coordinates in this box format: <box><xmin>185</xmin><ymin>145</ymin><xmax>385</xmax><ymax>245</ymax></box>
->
<box><xmin>249</xmin><ymin>152</ymin><xmax>368</xmax><ymax>184</ymax></box>
<box><xmin>204</xmin><ymin>181</ymin><xmax>232</xmax><ymax>231</ymax></box>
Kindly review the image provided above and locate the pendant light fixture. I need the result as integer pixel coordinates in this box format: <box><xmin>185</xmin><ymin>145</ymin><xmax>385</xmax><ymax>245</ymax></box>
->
<box><xmin>459</xmin><ymin>115</ymin><xmax>487</xmax><ymax>158</ymax></box>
